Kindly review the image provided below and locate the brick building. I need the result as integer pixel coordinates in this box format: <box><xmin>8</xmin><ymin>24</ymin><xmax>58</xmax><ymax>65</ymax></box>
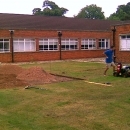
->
<box><xmin>112</xmin><ymin>23</ymin><xmax>130</xmax><ymax>63</ymax></box>
<box><xmin>0</xmin><ymin>13</ymin><xmax>129</xmax><ymax>63</ymax></box>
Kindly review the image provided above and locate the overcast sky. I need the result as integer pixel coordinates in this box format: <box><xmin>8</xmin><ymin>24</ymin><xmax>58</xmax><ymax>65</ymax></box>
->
<box><xmin>0</xmin><ymin>0</ymin><xmax>130</xmax><ymax>17</ymax></box>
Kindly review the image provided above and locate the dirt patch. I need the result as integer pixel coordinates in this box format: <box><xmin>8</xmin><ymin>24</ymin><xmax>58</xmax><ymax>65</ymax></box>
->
<box><xmin>0</xmin><ymin>65</ymin><xmax>73</xmax><ymax>89</ymax></box>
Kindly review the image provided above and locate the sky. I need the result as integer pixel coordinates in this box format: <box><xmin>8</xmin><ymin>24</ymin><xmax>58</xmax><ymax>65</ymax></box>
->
<box><xmin>0</xmin><ymin>0</ymin><xmax>130</xmax><ymax>17</ymax></box>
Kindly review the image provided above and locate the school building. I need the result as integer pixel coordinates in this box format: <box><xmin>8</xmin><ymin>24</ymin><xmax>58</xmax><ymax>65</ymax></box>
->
<box><xmin>0</xmin><ymin>13</ymin><xmax>130</xmax><ymax>63</ymax></box>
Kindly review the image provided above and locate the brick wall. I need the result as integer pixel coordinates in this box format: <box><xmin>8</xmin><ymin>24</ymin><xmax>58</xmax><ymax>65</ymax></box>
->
<box><xmin>0</xmin><ymin>29</ymin><xmax>111</xmax><ymax>63</ymax></box>
<box><xmin>114</xmin><ymin>24</ymin><xmax>130</xmax><ymax>63</ymax></box>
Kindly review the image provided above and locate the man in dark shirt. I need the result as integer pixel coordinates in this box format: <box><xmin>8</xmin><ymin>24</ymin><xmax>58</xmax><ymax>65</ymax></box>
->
<box><xmin>103</xmin><ymin>46</ymin><xmax>116</xmax><ymax>76</ymax></box>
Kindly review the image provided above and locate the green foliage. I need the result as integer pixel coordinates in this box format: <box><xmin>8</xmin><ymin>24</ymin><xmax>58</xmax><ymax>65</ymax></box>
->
<box><xmin>32</xmin><ymin>1</ymin><xmax>130</xmax><ymax>20</ymax></box>
<box><xmin>32</xmin><ymin>8</ymin><xmax>41</xmax><ymax>15</ymax></box>
<box><xmin>32</xmin><ymin>0</ymin><xmax>68</xmax><ymax>16</ymax></box>
<box><xmin>107</xmin><ymin>2</ymin><xmax>130</xmax><ymax>20</ymax></box>
<box><xmin>76</xmin><ymin>4</ymin><xmax>105</xmax><ymax>19</ymax></box>
<box><xmin>107</xmin><ymin>13</ymin><xmax>121</xmax><ymax>20</ymax></box>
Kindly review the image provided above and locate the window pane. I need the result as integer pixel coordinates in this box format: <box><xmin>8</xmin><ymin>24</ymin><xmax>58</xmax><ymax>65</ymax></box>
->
<box><xmin>0</xmin><ymin>42</ymin><xmax>3</xmax><ymax>51</ymax></box>
<box><xmin>0</xmin><ymin>39</ymin><xmax>10</xmax><ymax>52</ymax></box>
<box><xmin>14</xmin><ymin>39</ymin><xmax>36</xmax><ymax>52</ymax></box>
<box><xmin>19</xmin><ymin>42</ymin><xmax>24</xmax><ymax>51</ymax></box>
<box><xmin>14</xmin><ymin>43</ymin><xmax>19</xmax><ymax>51</ymax></box>
<box><xmin>98</xmin><ymin>39</ymin><xmax>109</xmax><ymax>49</ymax></box>
<box><xmin>61</xmin><ymin>39</ymin><xmax>78</xmax><ymax>50</ymax></box>
<box><xmin>25</xmin><ymin>43</ymin><xmax>30</xmax><ymax>51</ymax></box>
<box><xmin>30</xmin><ymin>43</ymin><xmax>35</xmax><ymax>51</ymax></box>
<box><xmin>81</xmin><ymin>39</ymin><xmax>96</xmax><ymax>50</ymax></box>
<box><xmin>39</xmin><ymin>45</ymin><xmax>43</xmax><ymax>50</ymax></box>
<box><xmin>0</xmin><ymin>42</ymin><xmax>3</xmax><ymax>48</ymax></box>
<box><xmin>120</xmin><ymin>35</ymin><xmax>130</xmax><ymax>51</ymax></box>
<box><xmin>4</xmin><ymin>39</ymin><xmax>9</xmax><ymax>42</ymax></box>
<box><xmin>4</xmin><ymin>42</ymin><xmax>9</xmax><ymax>51</ymax></box>
<box><xmin>39</xmin><ymin>38</ymin><xmax>58</xmax><ymax>51</ymax></box>
<box><xmin>127</xmin><ymin>35</ymin><xmax>130</xmax><ymax>38</ymax></box>
<box><xmin>121</xmin><ymin>36</ymin><xmax>126</xmax><ymax>39</ymax></box>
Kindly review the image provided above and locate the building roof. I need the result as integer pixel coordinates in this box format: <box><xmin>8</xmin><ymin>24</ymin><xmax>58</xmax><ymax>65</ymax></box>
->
<box><xmin>0</xmin><ymin>13</ymin><xmax>124</xmax><ymax>31</ymax></box>
<box><xmin>113</xmin><ymin>20</ymin><xmax>130</xmax><ymax>27</ymax></box>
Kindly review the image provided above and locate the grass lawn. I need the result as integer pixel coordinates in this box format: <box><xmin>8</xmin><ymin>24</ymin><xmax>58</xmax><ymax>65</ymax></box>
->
<box><xmin>0</xmin><ymin>60</ymin><xmax>130</xmax><ymax>130</ymax></box>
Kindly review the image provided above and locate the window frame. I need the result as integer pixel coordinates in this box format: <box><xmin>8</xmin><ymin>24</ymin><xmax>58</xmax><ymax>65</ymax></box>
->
<box><xmin>61</xmin><ymin>38</ymin><xmax>78</xmax><ymax>50</ymax></box>
<box><xmin>120</xmin><ymin>34</ymin><xmax>130</xmax><ymax>51</ymax></box>
<box><xmin>13</xmin><ymin>38</ymin><xmax>36</xmax><ymax>52</ymax></box>
<box><xmin>0</xmin><ymin>38</ymin><xmax>10</xmax><ymax>53</ymax></box>
<box><xmin>98</xmin><ymin>39</ymin><xmax>110</xmax><ymax>49</ymax></box>
<box><xmin>39</xmin><ymin>38</ymin><xmax>58</xmax><ymax>51</ymax></box>
<box><xmin>81</xmin><ymin>38</ymin><xmax>96</xmax><ymax>50</ymax></box>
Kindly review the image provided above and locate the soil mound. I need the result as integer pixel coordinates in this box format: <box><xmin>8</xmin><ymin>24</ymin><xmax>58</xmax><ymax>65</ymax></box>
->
<box><xmin>16</xmin><ymin>66</ymin><xmax>57</xmax><ymax>84</ymax></box>
<box><xmin>0</xmin><ymin>65</ymin><xmax>73</xmax><ymax>89</ymax></box>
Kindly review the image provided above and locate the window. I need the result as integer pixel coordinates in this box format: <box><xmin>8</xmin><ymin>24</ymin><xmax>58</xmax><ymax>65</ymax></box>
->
<box><xmin>81</xmin><ymin>39</ymin><xmax>96</xmax><ymax>50</ymax></box>
<box><xmin>61</xmin><ymin>39</ymin><xmax>78</xmax><ymax>50</ymax></box>
<box><xmin>14</xmin><ymin>39</ymin><xmax>36</xmax><ymax>52</ymax></box>
<box><xmin>39</xmin><ymin>38</ymin><xmax>58</xmax><ymax>51</ymax></box>
<box><xmin>98</xmin><ymin>39</ymin><xmax>110</xmax><ymax>49</ymax></box>
<box><xmin>0</xmin><ymin>39</ymin><xmax>10</xmax><ymax>52</ymax></box>
<box><xmin>120</xmin><ymin>35</ymin><xmax>130</xmax><ymax>51</ymax></box>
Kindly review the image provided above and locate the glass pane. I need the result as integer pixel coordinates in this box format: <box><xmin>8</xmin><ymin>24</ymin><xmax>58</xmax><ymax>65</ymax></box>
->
<box><xmin>14</xmin><ymin>43</ymin><xmax>19</xmax><ymax>51</ymax></box>
<box><xmin>44</xmin><ymin>45</ymin><xmax>48</xmax><ymax>50</ymax></box>
<box><xmin>4</xmin><ymin>39</ymin><xmax>9</xmax><ymax>42</ymax></box>
<box><xmin>43</xmin><ymin>39</ymin><xmax>48</xmax><ymax>41</ymax></box>
<box><xmin>120</xmin><ymin>40</ymin><xmax>127</xmax><ymax>49</ymax></box>
<box><xmin>49</xmin><ymin>42</ymin><xmax>54</xmax><ymax>45</ymax></box>
<box><xmin>54</xmin><ymin>45</ymin><xmax>57</xmax><ymax>50</ymax></box>
<box><xmin>25</xmin><ymin>39</ymin><xmax>31</xmax><ymax>42</ymax></box>
<box><xmin>19</xmin><ymin>39</ymin><xmax>24</xmax><ymax>41</ymax></box>
<box><xmin>4</xmin><ymin>43</ymin><xmax>9</xmax><ymax>50</ymax></box>
<box><xmin>49</xmin><ymin>39</ymin><xmax>54</xmax><ymax>42</ymax></box>
<box><xmin>127</xmin><ymin>35</ymin><xmax>130</xmax><ymax>38</ymax></box>
<box><xmin>39</xmin><ymin>45</ymin><xmax>43</xmax><ymax>50</ymax></box>
<box><xmin>39</xmin><ymin>39</ymin><xmax>44</xmax><ymax>42</ymax></box>
<box><xmin>30</xmin><ymin>43</ymin><xmax>36</xmax><ymax>51</ymax></box>
<box><xmin>99</xmin><ymin>42</ymin><xmax>101</xmax><ymax>47</ymax></box>
<box><xmin>19</xmin><ymin>43</ymin><xmax>24</xmax><ymax>51</ymax></box>
<box><xmin>25</xmin><ymin>43</ymin><xmax>30</xmax><ymax>51</ymax></box>
<box><xmin>121</xmin><ymin>36</ymin><xmax>126</xmax><ymax>39</ymax></box>
<box><xmin>39</xmin><ymin>42</ymin><xmax>43</xmax><ymax>45</ymax></box>
<box><xmin>0</xmin><ymin>43</ymin><xmax>3</xmax><ymax>49</ymax></box>
<box><xmin>44</xmin><ymin>42</ymin><xmax>48</xmax><ymax>45</ymax></box>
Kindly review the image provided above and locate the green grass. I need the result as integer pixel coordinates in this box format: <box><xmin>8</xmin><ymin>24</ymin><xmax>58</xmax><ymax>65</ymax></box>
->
<box><xmin>0</xmin><ymin>60</ymin><xmax>130</xmax><ymax>130</ymax></box>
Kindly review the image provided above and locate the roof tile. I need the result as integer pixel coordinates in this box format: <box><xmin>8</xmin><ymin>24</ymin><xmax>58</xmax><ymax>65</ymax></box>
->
<box><xmin>0</xmin><ymin>13</ymin><xmax>123</xmax><ymax>31</ymax></box>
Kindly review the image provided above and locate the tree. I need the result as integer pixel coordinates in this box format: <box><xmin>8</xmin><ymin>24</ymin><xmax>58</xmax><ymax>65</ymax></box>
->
<box><xmin>108</xmin><ymin>2</ymin><xmax>130</xmax><ymax>20</ymax></box>
<box><xmin>76</xmin><ymin>4</ymin><xmax>105</xmax><ymax>19</ymax></box>
<box><xmin>32</xmin><ymin>0</ymin><xmax>68</xmax><ymax>16</ymax></box>
<box><xmin>107</xmin><ymin>13</ymin><xmax>120</xmax><ymax>20</ymax></box>
<box><xmin>32</xmin><ymin>8</ymin><xmax>42</xmax><ymax>15</ymax></box>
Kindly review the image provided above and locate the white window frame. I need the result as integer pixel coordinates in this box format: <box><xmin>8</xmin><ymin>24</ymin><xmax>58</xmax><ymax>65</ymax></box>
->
<box><xmin>81</xmin><ymin>39</ymin><xmax>96</xmax><ymax>50</ymax></box>
<box><xmin>98</xmin><ymin>39</ymin><xmax>110</xmax><ymax>49</ymax></box>
<box><xmin>61</xmin><ymin>39</ymin><xmax>78</xmax><ymax>50</ymax></box>
<box><xmin>14</xmin><ymin>39</ymin><xmax>36</xmax><ymax>52</ymax></box>
<box><xmin>120</xmin><ymin>35</ymin><xmax>130</xmax><ymax>51</ymax></box>
<box><xmin>0</xmin><ymin>39</ymin><xmax>10</xmax><ymax>52</ymax></box>
<box><xmin>39</xmin><ymin>38</ymin><xmax>58</xmax><ymax>51</ymax></box>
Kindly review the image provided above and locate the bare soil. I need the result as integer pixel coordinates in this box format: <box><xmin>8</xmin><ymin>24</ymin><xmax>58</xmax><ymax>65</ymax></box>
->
<box><xmin>0</xmin><ymin>65</ymin><xmax>73</xmax><ymax>89</ymax></box>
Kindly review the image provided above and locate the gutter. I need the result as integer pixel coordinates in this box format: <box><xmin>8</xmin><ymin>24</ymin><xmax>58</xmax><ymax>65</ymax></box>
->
<box><xmin>111</xmin><ymin>26</ymin><xmax>116</xmax><ymax>62</ymax></box>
